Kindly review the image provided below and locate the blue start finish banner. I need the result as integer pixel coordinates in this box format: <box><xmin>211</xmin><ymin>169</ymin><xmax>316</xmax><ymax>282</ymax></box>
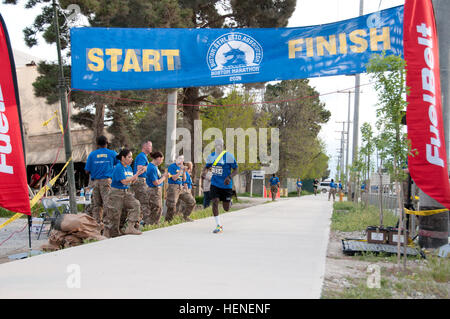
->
<box><xmin>71</xmin><ymin>5</ymin><xmax>404</xmax><ymax>91</ymax></box>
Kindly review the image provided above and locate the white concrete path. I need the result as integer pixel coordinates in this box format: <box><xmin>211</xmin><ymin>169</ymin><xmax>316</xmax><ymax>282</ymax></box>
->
<box><xmin>0</xmin><ymin>194</ymin><xmax>332</xmax><ymax>299</ymax></box>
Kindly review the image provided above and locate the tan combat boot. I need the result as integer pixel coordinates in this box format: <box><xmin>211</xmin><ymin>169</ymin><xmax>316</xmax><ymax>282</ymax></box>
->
<box><xmin>122</xmin><ymin>222</ymin><xmax>142</xmax><ymax>235</ymax></box>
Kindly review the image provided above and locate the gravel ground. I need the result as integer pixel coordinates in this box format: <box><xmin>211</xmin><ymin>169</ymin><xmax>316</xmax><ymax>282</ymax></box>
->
<box><xmin>0</xmin><ymin>217</ymin><xmax>50</xmax><ymax>264</ymax></box>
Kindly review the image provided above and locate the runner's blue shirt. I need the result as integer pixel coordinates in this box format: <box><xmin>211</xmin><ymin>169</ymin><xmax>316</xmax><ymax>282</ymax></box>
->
<box><xmin>133</xmin><ymin>152</ymin><xmax>149</xmax><ymax>177</ymax></box>
<box><xmin>205</xmin><ymin>151</ymin><xmax>237</xmax><ymax>190</ymax></box>
<box><xmin>146</xmin><ymin>162</ymin><xmax>163</xmax><ymax>188</ymax></box>
<box><xmin>184</xmin><ymin>171</ymin><xmax>192</xmax><ymax>189</ymax></box>
<box><xmin>270</xmin><ymin>176</ymin><xmax>280</xmax><ymax>186</ymax></box>
<box><xmin>297</xmin><ymin>181</ymin><xmax>303</xmax><ymax>187</ymax></box>
<box><xmin>168</xmin><ymin>163</ymin><xmax>184</xmax><ymax>185</ymax></box>
<box><xmin>111</xmin><ymin>163</ymin><xmax>133</xmax><ymax>189</ymax></box>
<box><xmin>85</xmin><ymin>147</ymin><xmax>118</xmax><ymax>180</ymax></box>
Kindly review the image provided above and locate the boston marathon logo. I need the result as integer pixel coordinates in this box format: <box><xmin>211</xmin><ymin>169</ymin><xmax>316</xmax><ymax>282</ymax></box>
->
<box><xmin>207</xmin><ymin>32</ymin><xmax>263</xmax><ymax>80</ymax></box>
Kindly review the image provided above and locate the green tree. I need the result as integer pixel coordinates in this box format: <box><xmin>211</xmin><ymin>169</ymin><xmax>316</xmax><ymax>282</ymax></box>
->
<box><xmin>366</xmin><ymin>53</ymin><xmax>409</xmax><ymax>269</ymax></box>
<box><xmin>263</xmin><ymin>79</ymin><xmax>331</xmax><ymax>180</ymax></box>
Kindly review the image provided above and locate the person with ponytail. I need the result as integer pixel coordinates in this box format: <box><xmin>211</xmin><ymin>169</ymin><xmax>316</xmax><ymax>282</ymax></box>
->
<box><xmin>144</xmin><ymin>151</ymin><xmax>168</xmax><ymax>225</ymax></box>
<box><xmin>103</xmin><ymin>149</ymin><xmax>146</xmax><ymax>238</ymax></box>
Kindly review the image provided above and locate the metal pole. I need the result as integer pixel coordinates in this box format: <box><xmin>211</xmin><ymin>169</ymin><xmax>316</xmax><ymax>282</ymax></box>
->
<box><xmin>345</xmin><ymin>91</ymin><xmax>351</xmax><ymax>187</ymax></box>
<box><xmin>53</xmin><ymin>0</ymin><xmax>77</xmax><ymax>213</ymax></box>
<box><xmin>165</xmin><ymin>89</ymin><xmax>177</xmax><ymax>165</ymax></box>
<box><xmin>432</xmin><ymin>0</ymin><xmax>450</xmax><ymax>174</ymax></box>
<box><xmin>351</xmin><ymin>0</ymin><xmax>364</xmax><ymax>199</ymax></box>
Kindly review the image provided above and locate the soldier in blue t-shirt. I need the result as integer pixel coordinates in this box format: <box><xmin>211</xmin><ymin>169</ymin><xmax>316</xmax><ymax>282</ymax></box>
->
<box><xmin>328</xmin><ymin>179</ymin><xmax>338</xmax><ymax>202</ymax></box>
<box><xmin>269</xmin><ymin>174</ymin><xmax>280</xmax><ymax>201</ymax></box>
<box><xmin>145</xmin><ymin>151</ymin><xmax>168</xmax><ymax>225</ymax></box>
<box><xmin>165</xmin><ymin>155</ymin><xmax>196</xmax><ymax>223</ymax></box>
<box><xmin>130</xmin><ymin>140</ymin><xmax>152</xmax><ymax>228</ymax></box>
<box><xmin>103</xmin><ymin>149</ymin><xmax>146</xmax><ymax>238</ymax></box>
<box><xmin>176</xmin><ymin>161</ymin><xmax>196</xmax><ymax>220</ymax></box>
<box><xmin>84</xmin><ymin>135</ymin><xmax>118</xmax><ymax>226</ymax></box>
<box><xmin>296</xmin><ymin>178</ymin><xmax>303</xmax><ymax>197</ymax></box>
<box><xmin>202</xmin><ymin>139</ymin><xmax>238</xmax><ymax>234</ymax></box>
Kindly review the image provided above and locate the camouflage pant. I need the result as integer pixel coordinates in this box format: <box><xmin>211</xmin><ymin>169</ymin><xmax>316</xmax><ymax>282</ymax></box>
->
<box><xmin>146</xmin><ymin>186</ymin><xmax>163</xmax><ymax>225</ymax></box>
<box><xmin>104</xmin><ymin>188</ymin><xmax>141</xmax><ymax>238</ymax></box>
<box><xmin>328</xmin><ymin>188</ymin><xmax>336</xmax><ymax>201</ymax></box>
<box><xmin>130</xmin><ymin>178</ymin><xmax>149</xmax><ymax>223</ymax></box>
<box><xmin>165</xmin><ymin>184</ymin><xmax>195</xmax><ymax>222</ymax></box>
<box><xmin>176</xmin><ymin>188</ymin><xmax>195</xmax><ymax>216</ymax></box>
<box><xmin>90</xmin><ymin>178</ymin><xmax>111</xmax><ymax>225</ymax></box>
<box><xmin>271</xmin><ymin>185</ymin><xmax>278</xmax><ymax>201</ymax></box>
<box><xmin>297</xmin><ymin>187</ymin><xmax>302</xmax><ymax>197</ymax></box>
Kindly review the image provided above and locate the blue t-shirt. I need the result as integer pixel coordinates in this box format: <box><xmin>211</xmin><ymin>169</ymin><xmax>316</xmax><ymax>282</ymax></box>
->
<box><xmin>146</xmin><ymin>162</ymin><xmax>163</xmax><ymax>188</ymax></box>
<box><xmin>339</xmin><ymin>183</ymin><xmax>343</xmax><ymax>189</ymax></box>
<box><xmin>330</xmin><ymin>181</ymin><xmax>337</xmax><ymax>189</ymax></box>
<box><xmin>205</xmin><ymin>151</ymin><xmax>238</xmax><ymax>190</ymax></box>
<box><xmin>133</xmin><ymin>152</ymin><xmax>149</xmax><ymax>177</ymax></box>
<box><xmin>270</xmin><ymin>177</ymin><xmax>280</xmax><ymax>186</ymax></box>
<box><xmin>183</xmin><ymin>171</ymin><xmax>192</xmax><ymax>189</ymax></box>
<box><xmin>85</xmin><ymin>147</ymin><xmax>118</xmax><ymax>180</ymax></box>
<box><xmin>111</xmin><ymin>163</ymin><xmax>133</xmax><ymax>189</ymax></box>
<box><xmin>168</xmin><ymin>163</ymin><xmax>184</xmax><ymax>185</ymax></box>
<box><xmin>297</xmin><ymin>181</ymin><xmax>303</xmax><ymax>187</ymax></box>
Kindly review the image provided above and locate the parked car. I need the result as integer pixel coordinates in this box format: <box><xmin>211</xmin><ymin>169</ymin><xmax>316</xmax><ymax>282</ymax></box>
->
<box><xmin>318</xmin><ymin>181</ymin><xmax>330</xmax><ymax>193</ymax></box>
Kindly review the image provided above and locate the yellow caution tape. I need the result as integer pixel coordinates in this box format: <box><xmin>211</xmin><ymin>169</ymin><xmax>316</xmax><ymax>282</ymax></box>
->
<box><xmin>42</xmin><ymin>111</ymin><xmax>64</xmax><ymax>134</ymax></box>
<box><xmin>404</xmin><ymin>207</ymin><xmax>448</xmax><ymax>216</ymax></box>
<box><xmin>42</xmin><ymin>111</ymin><xmax>58</xmax><ymax>127</ymax></box>
<box><xmin>0</xmin><ymin>213</ymin><xmax>23</xmax><ymax>230</ymax></box>
<box><xmin>0</xmin><ymin>157</ymin><xmax>73</xmax><ymax>231</ymax></box>
<box><xmin>29</xmin><ymin>157</ymin><xmax>72</xmax><ymax>208</ymax></box>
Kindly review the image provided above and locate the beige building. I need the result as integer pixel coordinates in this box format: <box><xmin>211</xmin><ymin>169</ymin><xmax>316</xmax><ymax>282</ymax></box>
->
<box><xmin>14</xmin><ymin>49</ymin><xmax>96</xmax><ymax>166</ymax></box>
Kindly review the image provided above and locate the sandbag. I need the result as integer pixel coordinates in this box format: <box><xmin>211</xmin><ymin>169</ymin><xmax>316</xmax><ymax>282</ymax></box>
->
<box><xmin>55</xmin><ymin>213</ymin><xmax>105</xmax><ymax>241</ymax></box>
<box><xmin>63</xmin><ymin>235</ymin><xmax>83</xmax><ymax>248</ymax></box>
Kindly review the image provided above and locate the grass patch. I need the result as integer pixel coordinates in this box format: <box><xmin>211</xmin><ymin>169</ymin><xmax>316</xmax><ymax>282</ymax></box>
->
<box><xmin>237</xmin><ymin>192</ymin><xmax>263</xmax><ymax>198</ymax></box>
<box><xmin>323</xmin><ymin>257</ymin><xmax>450</xmax><ymax>299</ymax></box>
<box><xmin>288</xmin><ymin>190</ymin><xmax>313</xmax><ymax>197</ymax></box>
<box><xmin>331</xmin><ymin>201</ymin><xmax>398</xmax><ymax>232</ymax></box>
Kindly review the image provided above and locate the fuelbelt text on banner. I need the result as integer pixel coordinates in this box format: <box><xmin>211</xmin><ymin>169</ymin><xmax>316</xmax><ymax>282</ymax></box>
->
<box><xmin>404</xmin><ymin>0</ymin><xmax>450</xmax><ymax>209</ymax></box>
<box><xmin>0</xmin><ymin>14</ymin><xmax>31</xmax><ymax>215</ymax></box>
<box><xmin>71</xmin><ymin>5</ymin><xmax>404</xmax><ymax>91</ymax></box>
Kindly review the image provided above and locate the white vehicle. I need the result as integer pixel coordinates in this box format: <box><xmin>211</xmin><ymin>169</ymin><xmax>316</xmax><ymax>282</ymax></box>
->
<box><xmin>318</xmin><ymin>180</ymin><xmax>331</xmax><ymax>193</ymax></box>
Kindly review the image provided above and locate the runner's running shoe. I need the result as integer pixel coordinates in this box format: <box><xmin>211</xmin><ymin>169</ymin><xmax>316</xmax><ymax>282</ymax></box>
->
<box><xmin>213</xmin><ymin>225</ymin><xmax>223</xmax><ymax>234</ymax></box>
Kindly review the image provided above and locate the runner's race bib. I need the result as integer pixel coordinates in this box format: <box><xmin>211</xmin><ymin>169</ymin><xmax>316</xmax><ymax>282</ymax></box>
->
<box><xmin>212</xmin><ymin>166</ymin><xmax>223</xmax><ymax>176</ymax></box>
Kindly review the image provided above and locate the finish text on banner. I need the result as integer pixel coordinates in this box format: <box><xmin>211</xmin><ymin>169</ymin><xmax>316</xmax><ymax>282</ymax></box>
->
<box><xmin>404</xmin><ymin>0</ymin><xmax>450</xmax><ymax>209</ymax></box>
<box><xmin>71</xmin><ymin>5</ymin><xmax>404</xmax><ymax>91</ymax></box>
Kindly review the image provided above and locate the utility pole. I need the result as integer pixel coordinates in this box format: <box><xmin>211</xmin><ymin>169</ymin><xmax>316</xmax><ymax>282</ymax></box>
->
<box><xmin>53</xmin><ymin>0</ymin><xmax>77</xmax><ymax>213</ymax></box>
<box><xmin>352</xmin><ymin>0</ymin><xmax>364</xmax><ymax>165</ymax></box>
<box><xmin>165</xmin><ymin>89</ymin><xmax>178</xmax><ymax>165</ymax></box>
<box><xmin>336</xmin><ymin>121</ymin><xmax>347</xmax><ymax>181</ymax></box>
<box><xmin>345</xmin><ymin>91</ymin><xmax>352</xmax><ymax>187</ymax></box>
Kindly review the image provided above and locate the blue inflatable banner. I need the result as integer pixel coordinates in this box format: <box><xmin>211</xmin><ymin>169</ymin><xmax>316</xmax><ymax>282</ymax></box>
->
<box><xmin>71</xmin><ymin>5</ymin><xmax>403</xmax><ymax>91</ymax></box>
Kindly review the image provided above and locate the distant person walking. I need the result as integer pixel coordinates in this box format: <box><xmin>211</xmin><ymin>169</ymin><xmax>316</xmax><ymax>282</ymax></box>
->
<box><xmin>313</xmin><ymin>178</ymin><xmax>320</xmax><ymax>196</ymax></box>
<box><xmin>296</xmin><ymin>178</ymin><xmax>303</xmax><ymax>197</ymax></box>
<box><xmin>269</xmin><ymin>174</ymin><xmax>280</xmax><ymax>201</ymax></box>
<box><xmin>145</xmin><ymin>151</ymin><xmax>168</xmax><ymax>225</ymax></box>
<box><xmin>103</xmin><ymin>149</ymin><xmax>146</xmax><ymax>238</ymax></box>
<box><xmin>328</xmin><ymin>179</ymin><xmax>338</xmax><ymax>202</ymax></box>
<box><xmin>84</xmin><ymin>135</ymin><xmax>118</xmax><ymax>228</ymax></box>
